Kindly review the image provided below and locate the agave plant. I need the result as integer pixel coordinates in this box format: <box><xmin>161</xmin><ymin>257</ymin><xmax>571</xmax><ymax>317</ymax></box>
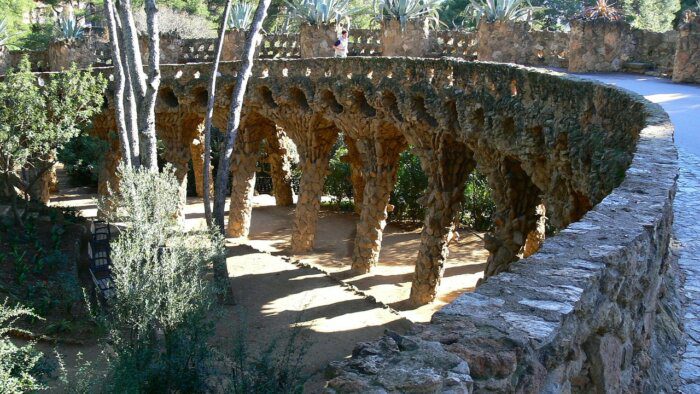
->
<box><xmin>378</xmin><ymin>0</ymin><xmax>444</xmax><ymax>28</ymax></box>
<box><xmin>285</xmin><ymin>0</ymin><xmax>352</xmax><ymax>25</ymax></box>
<box><xmin>229</xmin><ymin>2</ymin><xmax>255</xmax><ymax>30</ymax></box>
<box><xmin>0</xmin><ymin>18</ymin><xmax>11</xmax><ymax>48</ymax></box>
<box><xmin>469</xmin><ymin>0</ymin><xmax>538</xmax><ymax>23</ymax></box>
<box><xmin>56</xmin><ymin>15</ymin><xmax>85</xmax><ymax>41</ymax></box>
<box><xmin>579</xmin><ymin>0</ymin><xmax>622</xmax><ymax>21</ymax></box>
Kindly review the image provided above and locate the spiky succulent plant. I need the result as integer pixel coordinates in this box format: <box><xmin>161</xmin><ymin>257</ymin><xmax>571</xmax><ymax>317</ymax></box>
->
<box><xmin>285</xmin><ymin>0</ymin><xmax>353</xmax><ymax>25</ymax></box>
<box><xmin>229</xmin><ymin>2</ymin><xmax>255</xmax><ymax>29</ymax></box>
<box><xmin>378</xmin><ymin>0</ymin><xmax>444</xmax><ymax>28</ymax></box>
<box><xmin>469</xmin><ymin>0</ymin><xmax>539</xmax><ymax>23</ymax></box>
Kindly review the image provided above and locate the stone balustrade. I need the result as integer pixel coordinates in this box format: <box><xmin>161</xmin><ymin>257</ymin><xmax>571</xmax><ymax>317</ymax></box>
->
<box><xmin>5</xmin><ymin>18</ymin><xmax>700</xmax><ymax>83</ymax></box>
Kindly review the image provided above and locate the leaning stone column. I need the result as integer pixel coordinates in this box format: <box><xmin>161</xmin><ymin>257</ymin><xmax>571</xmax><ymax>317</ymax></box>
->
<box><xmin>482</xmin><ymin>158</ymin><xmax>544</xmax><ymax>279</ymax></box>
<box><xmin>523</xmin><ymin>203</ymin><xmax>546</xmax><ymax>258</ymax></box>
<box><xmin>288</xmin><ymin>126</ymin><xmax>337</xmax><ymax>254</ymax></box>
<box><xmin>189</xmin><ymin>122</ymin><xmax>213</xmax><ymax>198</ymax></box>
<box><xmin>97</xmin><ymin>145</ymin><xmax>121</xmax><ymax>218</ymax></box>
<box><xmin>226</xmin><ymin>131</ymin><xmax>260</xmax><ymax>238</ymax></box>
<box><xmin>343</xmin><ymin>136</ymin><xmax>365</xmax><ymax>214</ymax></box>
<box><xmin>409</xmin><ymin>141</ymin><xmax>476</xmax><ymax>305</ymax></box>
<box><xmin>266</xmin><ymin>126</ymin><xmax>295</xmax><ymax>207</ymax></box>
<box><xmin>161</xmin><ymin>136</ymin><xmax>191</xmax><ymax>223</ymax></box>
<box><xmin>351</xmin><ymin>137</ymin><xmax>403</xmax><ymax>273</ymax></box>
<box><xmin>291</xmin><ymin>154</ymin><xmax>332</xmax><ymax>253</ymax></box>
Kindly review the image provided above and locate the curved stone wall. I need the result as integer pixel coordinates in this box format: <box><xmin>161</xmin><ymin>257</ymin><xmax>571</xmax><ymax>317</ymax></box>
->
<box><xmin>88</xmin><ymin>57</ymin><xmax>677</xmax><ymax>391</ymax></box>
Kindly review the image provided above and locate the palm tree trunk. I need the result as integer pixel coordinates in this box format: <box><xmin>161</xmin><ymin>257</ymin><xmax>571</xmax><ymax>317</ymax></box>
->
<box><xmin>212</xmin><ymin>0</ymin><xmax>271</xmax><ymax>232</ymax></box>
<box><xmin>203</xmin><ymin>0</ymin><xmax>233</xmax><ymax>228</ymax></box>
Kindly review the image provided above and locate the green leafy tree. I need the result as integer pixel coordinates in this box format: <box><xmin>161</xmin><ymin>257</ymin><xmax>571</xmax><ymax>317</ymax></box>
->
<box><xmin>0</xmin><ymin>57</ymin><xmax>106</xmax><ymax>225</ymax></box>
<box><xmin>622</xmin><ymin>0</ymin><xmax>680</xmax><ymax>31</ymax></box>
<box><xmin>0</xmin><ymin>0</ymin><xmax>36</xmax><ymax>48</ymax></box>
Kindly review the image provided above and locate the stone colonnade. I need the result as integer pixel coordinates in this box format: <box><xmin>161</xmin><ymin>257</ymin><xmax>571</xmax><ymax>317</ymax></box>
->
<box><xmin>92</xmin><ymin>58</ymin><xmax>635</xmax><ymax>305</ymax></box>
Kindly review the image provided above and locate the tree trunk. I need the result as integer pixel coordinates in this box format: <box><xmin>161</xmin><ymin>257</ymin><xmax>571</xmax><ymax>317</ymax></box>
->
<box><xmin>212</xmin><ymin>0</ymin><xmax>271</xmax><ymax>232</ymax></box>
<box><xmin>202</xmin><ymin>0</ymin><xmax>233</xmax><ymax>228</ymax></box>
<box><xmin>103</xmin><ymin>0</ymin><xmax>159</xmax><ymax>171</ymax></box>
<box><xmin>103</xmin><ymin>0</ymin><xmax>132</xmax><ymax>167</ymax></box>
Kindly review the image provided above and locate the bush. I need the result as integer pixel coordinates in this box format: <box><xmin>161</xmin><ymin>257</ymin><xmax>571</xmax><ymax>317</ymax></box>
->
<box><xmin>98</xmin><ymin>164</ymin><xmax>225</xmax><ymax>392</ymax></box>
<box><xmin>324</xmin><ymin>139</ymin><xmax>353</xmax><ymax>207</ymax></box>
<box><xmin>389</xmin><ymin>150</ymin><xmax>429</xmax><ymax>223</ymax></box>
<box><xmin>133</xmin><ymin>7</ymin><xmax>216</xmax><ymax>38</ymax></box>
<box><xmin>388</xmin><ymin>150</ymin><xmax>495</xmax><ymax>230</ymax></box>
<box><xmin>57</xmin><ymin>135</ymin><xmax>108</xmax><ymax>187</ymax></box>
<box><xmin>460</xmin><ymin>171</ymin><xmax>496</xmax><ymax>231</ymax></box>
<box><xmin>0</xmin><ymin>300</ymin><xmax>49</xmax><ymax>393</ymax></box>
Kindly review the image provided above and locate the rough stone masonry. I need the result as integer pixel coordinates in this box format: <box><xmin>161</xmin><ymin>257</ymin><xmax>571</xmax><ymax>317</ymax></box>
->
<box><xmin>81</xmin><ymin>57</ymin><xmax>679</xmax><ymax>391</ymax></box>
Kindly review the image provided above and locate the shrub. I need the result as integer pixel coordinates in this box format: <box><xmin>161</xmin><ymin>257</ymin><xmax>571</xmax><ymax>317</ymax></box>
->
<box><xmin>388</xmin><ymin>150</ymin><xmax>495</xmax><ymax>230</ymax></box>
<box><xmin>460</xmin><ymin>171</ymin><xmax>496</xmax><ymax>231</ymax></box>
<box><xmin>98</xmin><ymin>164</ymin><xmax>225</xmax><ymax>392</ymax></box>
<box><xmin>324</xmin><ymin>140</ymin><xmax>353</xmax><ymax>207</ymax></box>
<box><xmin>0</xmin><ymin>300</ymin><xmax>48</xmax><ymax>393</ymax></box>
<box><xmin>577</xmin><ymin>0</ymin><xmax>623</xmax><ymax>20</ymax></box>
<box><xmin>57</xmin><ymin>135</ymin><xmax>108</xmax><ymax>187</ymax></box>
<box><xmin>389</xmin><ymin>150</ymin><xmax>429</xmax><ymax>223</ymax></box>
<box><xmin>133</xmin><ymin>7</ymin><xmax>216</xmax><ymax>38</ymax></box>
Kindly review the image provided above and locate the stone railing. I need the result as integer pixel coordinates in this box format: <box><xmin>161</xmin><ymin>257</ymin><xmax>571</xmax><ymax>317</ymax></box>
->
<box><xmin>568</xmin><ymin>19</ymin><xmax>678</xmax><ymax>74</ymax></box>
<box><xmin>78</xmin><ymin>57</ymin><xmax>678</xmax><ymax>391</ymax></box>
<box><xmin>259</xmin><ymin>33</ymin><xmax>300</xmax><ymax>59</ymax></box>
<box><xmin>4</xmin><ymin>19</ymin><xmax>700</xmax><ymax>83</ymax></box>
<box><xmin>429</xmin><ymin>30</ymin><xmax>477</xmax><ymax>59</ymax></box>
<box><xmin>347</xmin><ymin>29</ymin><xmax>382</xmax><ymax>56</ymax></box>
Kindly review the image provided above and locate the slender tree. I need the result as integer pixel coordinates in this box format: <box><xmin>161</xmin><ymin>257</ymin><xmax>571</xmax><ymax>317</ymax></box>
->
<box><xmin>212</xmin><ymin>0</ymin><xmax>272</xmax><ymax>231</ymax></box>
<box><xmin>202</xmin><ymin>0</ymin><xmax>233</xmax><ymax>228</ymax></box>
<box><xmin>103</xmin><ymin>0</ymin><xmax>160</xmax><ymax>171</ymax></box>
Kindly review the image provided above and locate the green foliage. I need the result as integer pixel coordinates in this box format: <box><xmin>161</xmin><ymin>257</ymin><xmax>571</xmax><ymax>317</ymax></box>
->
<box><xmin>285</xmin><ymin>0</ymin><xmax>355</xmax><ymax>25</ymax></box>
<box><xmin>0</xmin><ymin>0</ymin><xmax>35</xmax><ymax>48</ymax></box>
<box><xmin>388</xmin><ymin>150</ymin><xmax>495</xmax><ymax>230</ymax></box>
<box><xmin>378</xmin><ymin>0</ymin><xmax>444</xmax><ymax>28</ymax></box>
<box><xmin>622</xmin><ymin>0</ymin><xmax>680</xmax><ymax>31</ymax></box>
<box><xmin>57</xmin><ymin>135</ymin><xmax>108</xmax><ymax>187</ymax></box>
<box><xmin>55</xmin><ymin>14</ymin><xmax>85</xmax><ymax>41</ymax></box>
<box><xmin>469</xmin><ymin>0</ymin><xmax>540</xmax><ymax>22</ymax></box>
<box><xmin>389</xmin><ymin>150</ymin><xmax>429</xmax><ymax>223</ymax></box>
<box><xmin>0</xmin><ymin>18</ymin><xmax>12</xmax><ymax>48</ymax></box>
<box><xmin>324</xmin><ymin>140</ymin><xmax>352</xmax><ymax>207</ymax></box>
<box><xmin>229</xmin><ymin>2</ymin><xmax>255</xmax><ymax>29</ymax></box>
<box><xmin>460</xmin><ymin>172</ymin><xmax>496</xmax><ymax>231</ymax></box>
<box><xmin>0</xmin><ymin>300</ymin><xmax>47</xmax><ymax>393</ymax></box>
<box><xmin>226</xmin><ymin>320</ymin><xmax>309</xmax><ymax>393</ymax></box>
<box><xmin>133</xmin><ymin>7</ymin><xmax>216</xmax><ymax>38</ymax></box>
<box><xmin>579</xmin><ymin>0</ymin><xmax>623</xmax><ymax>20</ymax></box>
<box><xmin>98</xmin><ymin>164</ymin><xmax>226</xmax><ymax>392</ymax></box>
<box><xmin>0</xmin><ymin>56</ymin><xmax>106</xmax><ymax>219</ymax></box>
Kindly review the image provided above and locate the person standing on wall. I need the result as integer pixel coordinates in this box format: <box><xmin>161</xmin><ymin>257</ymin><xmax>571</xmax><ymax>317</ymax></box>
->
<box><xmin>333</xmin><ymin>30</ymin><xmax>349</xmax><ymax>58</ymax></box>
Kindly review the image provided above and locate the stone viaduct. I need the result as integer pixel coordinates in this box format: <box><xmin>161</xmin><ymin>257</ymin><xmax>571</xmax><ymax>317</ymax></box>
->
<box><xmin>88</xmin><ymin>55</ymin><xmax>671</xmax><ymax>313</ymax></box>
<box><xmin>82</xmin><ymin>55</ymin><xmax>679</xmax><ymax>391</ymax></box>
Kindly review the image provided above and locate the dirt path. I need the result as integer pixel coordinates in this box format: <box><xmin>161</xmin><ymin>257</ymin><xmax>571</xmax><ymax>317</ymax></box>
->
<box><xmin>48</xmin><ymin>171</ymin><xmax>487</xmax><ymax>391</ymax></box>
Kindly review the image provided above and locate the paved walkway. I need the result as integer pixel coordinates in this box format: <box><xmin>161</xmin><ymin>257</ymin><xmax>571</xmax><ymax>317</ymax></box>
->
<box><xmin>574</xmin><ymin>73</ymin><xmax>700</xmax><ymax>391</ymax></box>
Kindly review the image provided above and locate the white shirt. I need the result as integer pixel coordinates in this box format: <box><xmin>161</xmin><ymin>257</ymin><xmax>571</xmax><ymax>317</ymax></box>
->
<box><xmin>335</xmin><ymin>36</ymin><xmax>348</xmax><ymax>56</ymax></box>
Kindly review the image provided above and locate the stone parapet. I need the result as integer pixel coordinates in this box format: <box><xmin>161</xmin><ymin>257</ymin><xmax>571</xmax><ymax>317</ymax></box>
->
<box><xmin>476</xmin><ymin>21</ymin><xmax>569</xmax><ymax>68</ymax></box>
